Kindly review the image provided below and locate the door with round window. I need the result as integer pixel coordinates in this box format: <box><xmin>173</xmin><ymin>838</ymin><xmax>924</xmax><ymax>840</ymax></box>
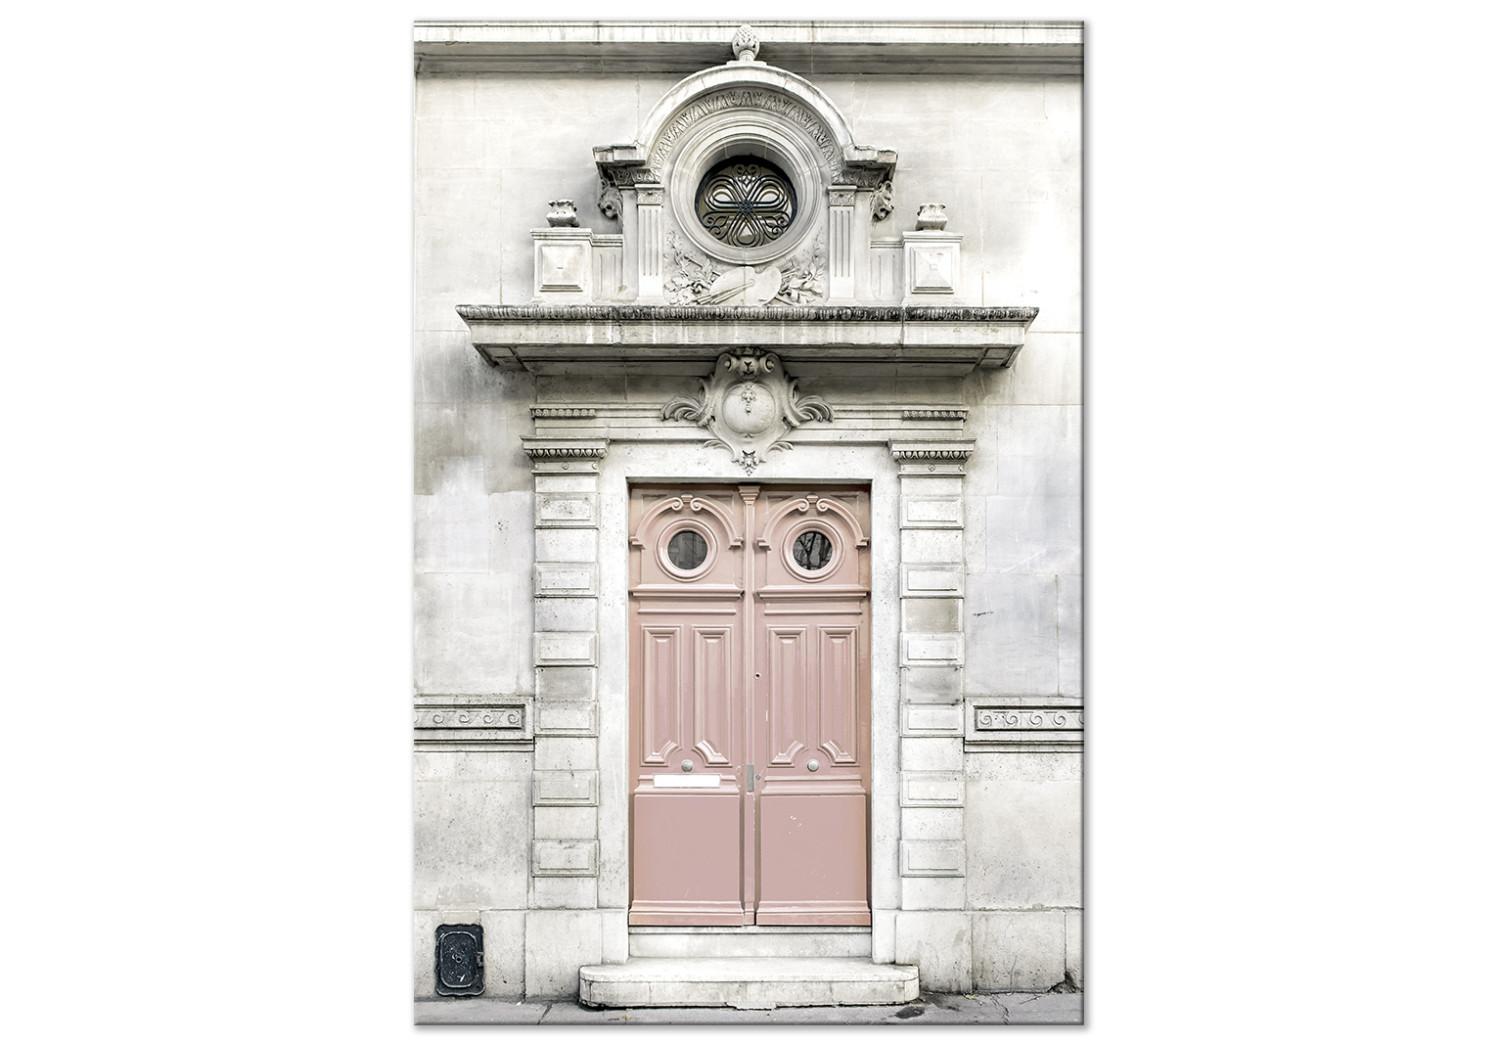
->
<box><xmin>628</xmin><ymin>484</ymin><xmax>871</xmax><ymax>928</ymax></box>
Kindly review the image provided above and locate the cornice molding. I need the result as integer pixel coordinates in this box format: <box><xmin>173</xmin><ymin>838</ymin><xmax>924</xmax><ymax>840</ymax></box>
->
<box><xmin>457</xmin><ymin>304</ymin><xmax>1037</xmax><ymax>324</ymax></box>
<box><xmin>889</xmin><ymin>441</ymin><xmax>976</xmax><ymax>462</ymax></box>
<box><xmin>522</xmin><ymin>438</ymin><xmax>609</xmax><ymax>460</ymax></box>
<box><xmin>414</xmin><ymin>21</ymin><xmax>1083</xmax><ymax>76</ymax></box>
<box><xmin>460</xmin><ymin>305</ymin><xmax>1037</xmax><ymax>372</ymax></box>
<box><xmin>530</xmin><ymin>406</ymin><xmax>598</xmax><ymax>419</ymax></box>
<box><xmin>901</xmin><ymin>408</ymin><xmax>968</xmax><ymax>421</ymax></box>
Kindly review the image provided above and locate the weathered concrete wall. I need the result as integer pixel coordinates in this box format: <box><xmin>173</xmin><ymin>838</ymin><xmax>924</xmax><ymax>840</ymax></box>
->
<box><xmin>414</xmin><ymin>62</ymin><xmax>1081</xmax><ymax>999</ymax></box>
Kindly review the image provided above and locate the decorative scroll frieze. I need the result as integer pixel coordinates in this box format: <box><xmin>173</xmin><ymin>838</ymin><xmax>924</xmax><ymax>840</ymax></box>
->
<box><xmin>967</xmin><ymin>704</ymin><xmax>1084</xmax><ymax>751</ymax></box>
<box><xmin>975</xmin><ymin>707</ymin><xmax>1083</xmax><ymax>731</ymax></box>
<box><xmin>413</xmin><ymin>699</ymin><xmax>531</xmax><ymax>747</ymax></box>
<box><xmin>531</xmin><ymin>406</ymin><xmax>597</xmax><ymax>419</ymax></box>
<box><xmin>661</xmin><ymin>349</ymin><xmax>832</xmax><ymax>473</ymax></box>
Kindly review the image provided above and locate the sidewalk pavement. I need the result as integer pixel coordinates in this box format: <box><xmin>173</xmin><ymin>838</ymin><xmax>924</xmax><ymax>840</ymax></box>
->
<box><xmin>415</xmin><ymin>991</ymin><xmax>1083</xmax><ymax>1025</ymax></box>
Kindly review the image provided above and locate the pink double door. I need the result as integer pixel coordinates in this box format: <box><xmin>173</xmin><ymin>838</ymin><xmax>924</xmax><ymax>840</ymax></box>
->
<box><xmin>628</xmin><ymin>484</ymin><xmax>872</xmax><ymax>926</ymax></box>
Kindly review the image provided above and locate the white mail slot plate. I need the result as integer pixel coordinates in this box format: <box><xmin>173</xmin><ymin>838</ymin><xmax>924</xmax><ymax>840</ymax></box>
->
<box><xmin>653</xmin><ymin>774</ymin><xmax>722</xmax><ymax>789</ymax></box>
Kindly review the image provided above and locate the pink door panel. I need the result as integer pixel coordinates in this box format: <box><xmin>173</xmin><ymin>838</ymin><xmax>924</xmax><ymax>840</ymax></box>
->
<box><xmin>629</xmin><ymin>486</ymin><xmax>870</xmax><ymax>927</ymax></box>
<box><xmin>754</xmin><ymin>782</ymin><xmax>870</xmax><ymax>924</ymax></box>
<box><xmin>629</xmin><ymin>489</ymin><xmax>749</xmax><ymax>925</ymax></box>
<box><xmin>630</xmin><ymin>789</ymin><xmax>744</xmax><ymax>924</ymax></box>
<box><xmin>752</xmin><ymin>490</ymin><xmax>871</xmax><ymax>926</ymax></box>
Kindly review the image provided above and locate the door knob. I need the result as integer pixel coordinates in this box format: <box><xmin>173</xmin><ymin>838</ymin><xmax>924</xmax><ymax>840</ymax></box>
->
<box><xmin>806</xmin><ymin>758</ymin><xmax>820</xmax><ymax>772</ymax></box>
<box><xmin>681</xmin><ymin>760</ymin><xmax>694</xmax><ymax>772</ymax></box>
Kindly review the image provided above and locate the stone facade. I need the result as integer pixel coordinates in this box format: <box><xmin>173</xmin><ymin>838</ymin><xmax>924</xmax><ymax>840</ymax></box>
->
<box><xmin>414</xmin><ymin>20</ymin><xmax>1081</xmax><ymax>1003</ymax></box>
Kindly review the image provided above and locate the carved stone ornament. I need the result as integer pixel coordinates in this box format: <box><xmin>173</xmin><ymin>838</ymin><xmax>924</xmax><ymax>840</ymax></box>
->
<box><xmin>665</xmin><ymin>229</ymin><xmax>824</xmax><ymax>307</ymax></box>
<box><xmin>547</xmin><ymin>199</ymin><xmax>579</xmax><ymax>227</ymax></box>
<box><xmin>597</xmin><ymin>178</ymin><xmax>621</xmax><ymax>220</ymax></box>
<box><xmin>915</xmin><ymin>203</ymin><xmax>948</xmax><ymax>230</ymax></box>
<box><xmin>871</xmin><ymin>179</ymin><xmax>894</xmax><ymax>222</ymax></box>
<box><xmin>731</xmin><ymin>25</ymin><xmax>760</xmax><ymax>63</ymax></box>
<box><xmin>661</xmin><ymin>349</ymin><xmax>832</xmax><ymax>472</ymax></box>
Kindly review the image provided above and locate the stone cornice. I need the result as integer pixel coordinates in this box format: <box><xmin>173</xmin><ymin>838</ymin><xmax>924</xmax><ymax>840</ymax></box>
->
<box><xmin>460</xmin><ymin>304</ymin><xmax>1036</xmax><ymax>373</ymax></box>
<box><xmin>414</xmin><ymin>21</ymin><xmax>1083</xmax><ymax>76</ymax></box>
<box><xmin>457</xmin><ymin>304</ymin><xmax>1037</xmax><ymax>324</ymax></box>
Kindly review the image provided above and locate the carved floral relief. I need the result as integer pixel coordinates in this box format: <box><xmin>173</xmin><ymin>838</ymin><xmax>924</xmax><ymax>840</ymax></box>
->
<box><xmin>664</xmin><ymin>230</ymin><xmax>825</xmax><ymax>307</ymax></box>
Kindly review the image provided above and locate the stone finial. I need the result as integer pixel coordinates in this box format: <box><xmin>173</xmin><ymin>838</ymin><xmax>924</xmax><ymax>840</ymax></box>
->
<box><xmin>915</xmin><ymin>203</ymin><xmax>949</xmax><ymax>231</ymax></box>
<box><xmin>731</xmin><ymin>25</ymin><xmax>760</xmax><ymax>63</ymax></box>
<box><xmin>546</xmin><ymin>200</ymin><xmax>579</xmax><ymax>227</ymax></box>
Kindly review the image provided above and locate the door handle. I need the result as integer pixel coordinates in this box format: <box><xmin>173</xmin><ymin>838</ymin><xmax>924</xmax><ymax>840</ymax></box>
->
<box><xmin>746</xmin><ymin>763</ymin><xmax>755</xmax><ymax>791</ymax></box>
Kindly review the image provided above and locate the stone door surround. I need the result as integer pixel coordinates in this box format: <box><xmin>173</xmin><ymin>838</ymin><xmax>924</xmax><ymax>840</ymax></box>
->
<box><xmin>523</xmin><ymin>425</ymin><xmax>975</xmax><ymax>965</ymax></box>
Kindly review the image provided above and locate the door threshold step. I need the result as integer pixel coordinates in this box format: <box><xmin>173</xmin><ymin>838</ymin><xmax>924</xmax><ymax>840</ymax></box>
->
<box><xmin>578</xmin><ymin>958</ymin><xmax>918</xmax><ymax>1009</ymax></box>
<box><xmin>629</xmin><ymin>925</ymin><xmax>871</xmax><ymax>933</ymax></box>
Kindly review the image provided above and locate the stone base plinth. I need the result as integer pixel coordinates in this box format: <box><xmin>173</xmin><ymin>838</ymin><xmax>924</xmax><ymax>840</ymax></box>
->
<box><xmin>578</xmin><ymin>957</ymin><xmax>919</xmax><ymax>1009</ymax></box>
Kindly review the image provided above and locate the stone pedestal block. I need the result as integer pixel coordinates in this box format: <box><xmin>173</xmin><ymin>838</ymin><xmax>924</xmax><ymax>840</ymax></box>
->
<box><xmin>532</xmin><ymin>228</ymin><xmax>593</xmax><ymax>303</ymax></box>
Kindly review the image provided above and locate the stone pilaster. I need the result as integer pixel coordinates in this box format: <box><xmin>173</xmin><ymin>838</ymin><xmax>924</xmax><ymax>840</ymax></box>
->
<box><xmin>827</xmin><ymin>184</ymin><xmax>857</xmax><ymax>302</ymax></box>
<box><xmin>524</xmin><ymin>437</ymin><xmax>608</xmax><ymax>910</ymax></box>
<box><xmin>635</xmin><ymin>184</ymin><xmax>665</xmax><ymax>302</ymax></box>
<box><xmin>890</xmin><ymin>441</ymin><xmax>974</xmax><ymax>917</ymax></box>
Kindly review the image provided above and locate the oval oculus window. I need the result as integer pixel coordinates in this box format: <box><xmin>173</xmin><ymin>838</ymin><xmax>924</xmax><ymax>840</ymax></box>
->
<box><xmin>695</xmin><ymin>157</ymin><xmax>796</xmax><ymax>249</ymax></box>
<box><xmin>667</xmin><ymin>529</ymin><xmax>709</xmax><ymax>571</ymax></box>
<box><xmin>792</xmin><ymin>530</ymin><xmax>834</xmax><ymax>572</ymax></box>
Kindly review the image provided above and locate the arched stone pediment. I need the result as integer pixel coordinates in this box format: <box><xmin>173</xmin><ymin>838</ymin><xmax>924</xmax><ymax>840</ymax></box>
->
<box><xmin>638</xmin><ymin>64</ymin><xmax>856</xmax><ymax>179</ymax></box>
<box><xmin>570</xmin><ymin>27</ymin><xmax>973</xmax><ymax>309</ymax></box>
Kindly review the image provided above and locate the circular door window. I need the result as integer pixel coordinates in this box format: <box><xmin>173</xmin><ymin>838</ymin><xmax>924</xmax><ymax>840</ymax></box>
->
<box><xmin>791</xmin><ymin>529</ymin><xmax>835</xmax><ymax>573</ymax></box>
<box><xmin>667</xmin><ymin>529</ymin><xmax>708</xmax><ymax>571</ymax></box>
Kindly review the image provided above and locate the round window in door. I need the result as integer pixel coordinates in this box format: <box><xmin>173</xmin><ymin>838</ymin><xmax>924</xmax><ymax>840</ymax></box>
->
<box><xmin>668</xmin><ymin>529</ymin><xmax>708</xmax><ymax>570</ymax></box>
<box><xmin>659</xmin><ymin>523</ymin><xmax>716</xmax><ymax>580</ymax></box>
<box><xmin>789</xmin><ymin>527</ymin><xmax>837</xmax><ymax>576</ymax></box>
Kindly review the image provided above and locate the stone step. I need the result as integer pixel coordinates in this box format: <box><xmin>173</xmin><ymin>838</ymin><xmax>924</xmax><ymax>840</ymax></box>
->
<box><xmin>628</xmin><ymin>926</ymin><xmax>872</xmax><ymax>959</ymax></box>
<box><xmin>578</xmin><ymin>957</ymin><xmax>919</xmax><ymax>1010</ymax></box>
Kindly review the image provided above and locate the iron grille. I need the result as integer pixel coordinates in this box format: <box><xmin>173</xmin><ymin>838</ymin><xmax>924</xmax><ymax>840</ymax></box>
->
<box><xmin>694</xmin><ymin>158</ymin><xmax>796</xmax><ymax>249</ymax></box>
